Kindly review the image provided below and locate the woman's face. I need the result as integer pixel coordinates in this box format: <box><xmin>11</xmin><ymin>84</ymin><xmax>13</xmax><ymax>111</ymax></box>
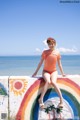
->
<box><xmin>48</xmin><ymin>42</ymin><xmax>55</xmax><ymax>49</ymax></box>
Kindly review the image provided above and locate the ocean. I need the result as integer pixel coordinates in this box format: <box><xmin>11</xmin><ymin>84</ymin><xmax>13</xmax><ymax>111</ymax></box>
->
<box><xmin>0</xmin><ymin>55</ymin><xmax>80</xmax><ymax>76</ymax></box>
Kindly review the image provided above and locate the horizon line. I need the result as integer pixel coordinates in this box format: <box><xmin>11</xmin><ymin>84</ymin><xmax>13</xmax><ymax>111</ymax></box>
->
<box><xmin>0</xmin><ymin>54</ymin><xmax>80</xmax><ymax>56</ymax></box>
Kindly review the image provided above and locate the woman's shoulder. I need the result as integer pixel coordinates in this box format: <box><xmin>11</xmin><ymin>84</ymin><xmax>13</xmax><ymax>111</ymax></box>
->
<box><xmin>41</xmin><ymin>49</ymin><xmax>49</xmax><ymax>59</ymax></box>
<box><xmin>54</xmin><ymin>49</ymin><xmax>60</xmax><ymax>54</ymax></box>
<box><xmin>42</xmin><ymin>49</ymin><xmax>49</xmax><ymax>53</ymax></box>
<box><xmin>54</xmin><ymin>50</ymin><xmax>61</xmax><ymax>58</ymax></box>
<box><xmin>55</xmin><ymin>50</ymin><xmax>61</xmax><ymax>59</ymax></box>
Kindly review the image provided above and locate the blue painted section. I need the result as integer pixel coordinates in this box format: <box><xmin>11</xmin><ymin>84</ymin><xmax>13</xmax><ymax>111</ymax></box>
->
<box><xmin>33</xmin><ymin>89</ymin><xmax>79</xmax><ymax>120</ymax></box>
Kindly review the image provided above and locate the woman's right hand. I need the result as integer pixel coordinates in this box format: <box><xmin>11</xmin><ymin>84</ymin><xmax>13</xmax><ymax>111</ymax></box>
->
<box><xmin>32</xmin><ymin>71</ymin><xmax>37</xmax><ymax>77</ymax></box>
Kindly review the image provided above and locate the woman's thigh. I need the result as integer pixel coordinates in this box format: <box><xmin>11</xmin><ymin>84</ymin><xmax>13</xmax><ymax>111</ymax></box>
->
<box><xmin>42</xmin><ymin>71</ymin><xmax>51</xmax><ymax>83</ymax></box>
<box><xmin>51</xmin><ymin>71</ymin><xmax>58</xmax><ymax>83</ymax></box>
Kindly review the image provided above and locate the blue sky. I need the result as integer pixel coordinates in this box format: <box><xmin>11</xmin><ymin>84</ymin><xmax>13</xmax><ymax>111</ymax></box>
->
<box><xmin>0</xmin><ymin>0</ymin><xmax>80</xmax><ymax>56</ymax></box>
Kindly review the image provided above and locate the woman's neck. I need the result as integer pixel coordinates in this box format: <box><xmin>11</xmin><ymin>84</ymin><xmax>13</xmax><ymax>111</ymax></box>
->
<box><xmin>50</xmin><ymin>47</ymin><xmax>55</xmax><ymax>51</ymax></box>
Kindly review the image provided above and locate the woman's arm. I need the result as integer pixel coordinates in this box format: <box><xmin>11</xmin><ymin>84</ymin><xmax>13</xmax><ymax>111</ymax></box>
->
<box><xmin>32</xmin><ymin>57</ymin><xmax>44</xmax><ymax>77</ymax></box>
<box><xmin>57</xmin><ymin>58</ymin><xmax>65</xmax><ymax>77</ymax></box>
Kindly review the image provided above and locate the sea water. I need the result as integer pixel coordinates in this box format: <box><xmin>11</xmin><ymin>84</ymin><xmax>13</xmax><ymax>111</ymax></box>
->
<box><xmin>0</xmin><ymin>55</ymin><xmax>80</xmax><ymax>76</ymax></box>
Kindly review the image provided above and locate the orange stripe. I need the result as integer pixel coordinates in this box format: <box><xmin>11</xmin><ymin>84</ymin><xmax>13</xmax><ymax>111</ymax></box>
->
<box><xmin>57</xmin><ymin>79</ymin><xmax>80</xmax><ymax>95</ymax></box>
<box><xmin>22</xmin><ymin>81</ymin><xmax>44</xmax><ymax>120</ymax></box>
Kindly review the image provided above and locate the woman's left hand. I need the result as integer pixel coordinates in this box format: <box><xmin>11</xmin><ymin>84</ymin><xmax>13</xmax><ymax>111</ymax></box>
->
<box><xmin>62</xmin><ymin>74</ymin><xmax>66</xmax><ymax>77</ymax></box>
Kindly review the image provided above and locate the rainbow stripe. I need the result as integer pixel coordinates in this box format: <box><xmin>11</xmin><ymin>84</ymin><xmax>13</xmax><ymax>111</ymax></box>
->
<box><xmin>16</xmin><ymin>77</ymin><xmax>80</xmax><ymax>120</ymax></box>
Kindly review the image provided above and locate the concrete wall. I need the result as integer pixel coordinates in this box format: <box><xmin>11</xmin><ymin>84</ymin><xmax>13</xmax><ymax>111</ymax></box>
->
<box><xmin>0</xmin><ymin>75</ymin><xmax>80</xmax><ymax>120</ymax></box>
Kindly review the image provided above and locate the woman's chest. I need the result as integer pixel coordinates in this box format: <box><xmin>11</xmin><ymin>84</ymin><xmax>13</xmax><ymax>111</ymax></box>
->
<box><xmin>45</xmin><ymin>53</ymin><xmax>57</xmax><ymax>63</ymax></box>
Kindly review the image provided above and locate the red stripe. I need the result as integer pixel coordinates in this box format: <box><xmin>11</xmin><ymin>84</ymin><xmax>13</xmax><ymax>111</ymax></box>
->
<box><xmin>57</xmin><ymin>78</ymin><xmax>80</xmax><ymax>90</ymax></box>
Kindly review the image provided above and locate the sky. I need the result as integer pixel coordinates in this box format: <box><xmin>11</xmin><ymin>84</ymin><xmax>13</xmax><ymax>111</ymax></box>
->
<box><xmin>0</xmin><ymin>0</ymin><xmax>80</xmax><ymax>56</ymax></box>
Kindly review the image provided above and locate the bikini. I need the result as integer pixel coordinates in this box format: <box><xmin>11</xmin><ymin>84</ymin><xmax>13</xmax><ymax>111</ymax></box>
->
<box><xmin>43</xmin><ymin>70</ymin><xmax>56</xmax><ymax>74</ymax></box>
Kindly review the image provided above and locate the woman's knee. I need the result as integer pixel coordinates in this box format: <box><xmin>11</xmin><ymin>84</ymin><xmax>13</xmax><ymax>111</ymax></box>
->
<box><xmin>45</xmin><ymin>81</ymin><xmax>50</xmax><ymax>85</ymax></box>
<box><xmin>51</xmin><ymin>81</ymin><xmax>56</xmax><ymax>85</ymax></box>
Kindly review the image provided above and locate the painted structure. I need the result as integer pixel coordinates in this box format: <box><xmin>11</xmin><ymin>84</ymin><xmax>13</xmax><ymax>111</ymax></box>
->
<box><xmin>0</xmin><ymin>75</ymin><xmax>80</xmax><ymax>120</ymax></box>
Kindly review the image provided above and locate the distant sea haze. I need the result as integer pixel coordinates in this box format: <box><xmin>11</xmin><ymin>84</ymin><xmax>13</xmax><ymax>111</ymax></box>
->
<box><xmin>0</xmin><ymin>55</ymin><xmax>80</xmax><ymax>76</ymax></box>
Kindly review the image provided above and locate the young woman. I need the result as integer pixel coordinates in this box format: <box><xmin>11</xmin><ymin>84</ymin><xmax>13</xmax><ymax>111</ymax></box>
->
<box><xmin>32</xmin><ymin>37</ymin><xmax>65</xmax><ymax>109</ymax></box>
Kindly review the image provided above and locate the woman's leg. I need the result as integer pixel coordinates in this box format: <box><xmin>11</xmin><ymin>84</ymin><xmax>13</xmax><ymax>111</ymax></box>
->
<box><xmin>50</xmin><ymin>71</ymin><xmax>63</xmax><ymax>107</ymax></box>
<box><xmin>39</xmin><ymin>71</ymin><xmax>51</xmax><ymax>107</ymax></box>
